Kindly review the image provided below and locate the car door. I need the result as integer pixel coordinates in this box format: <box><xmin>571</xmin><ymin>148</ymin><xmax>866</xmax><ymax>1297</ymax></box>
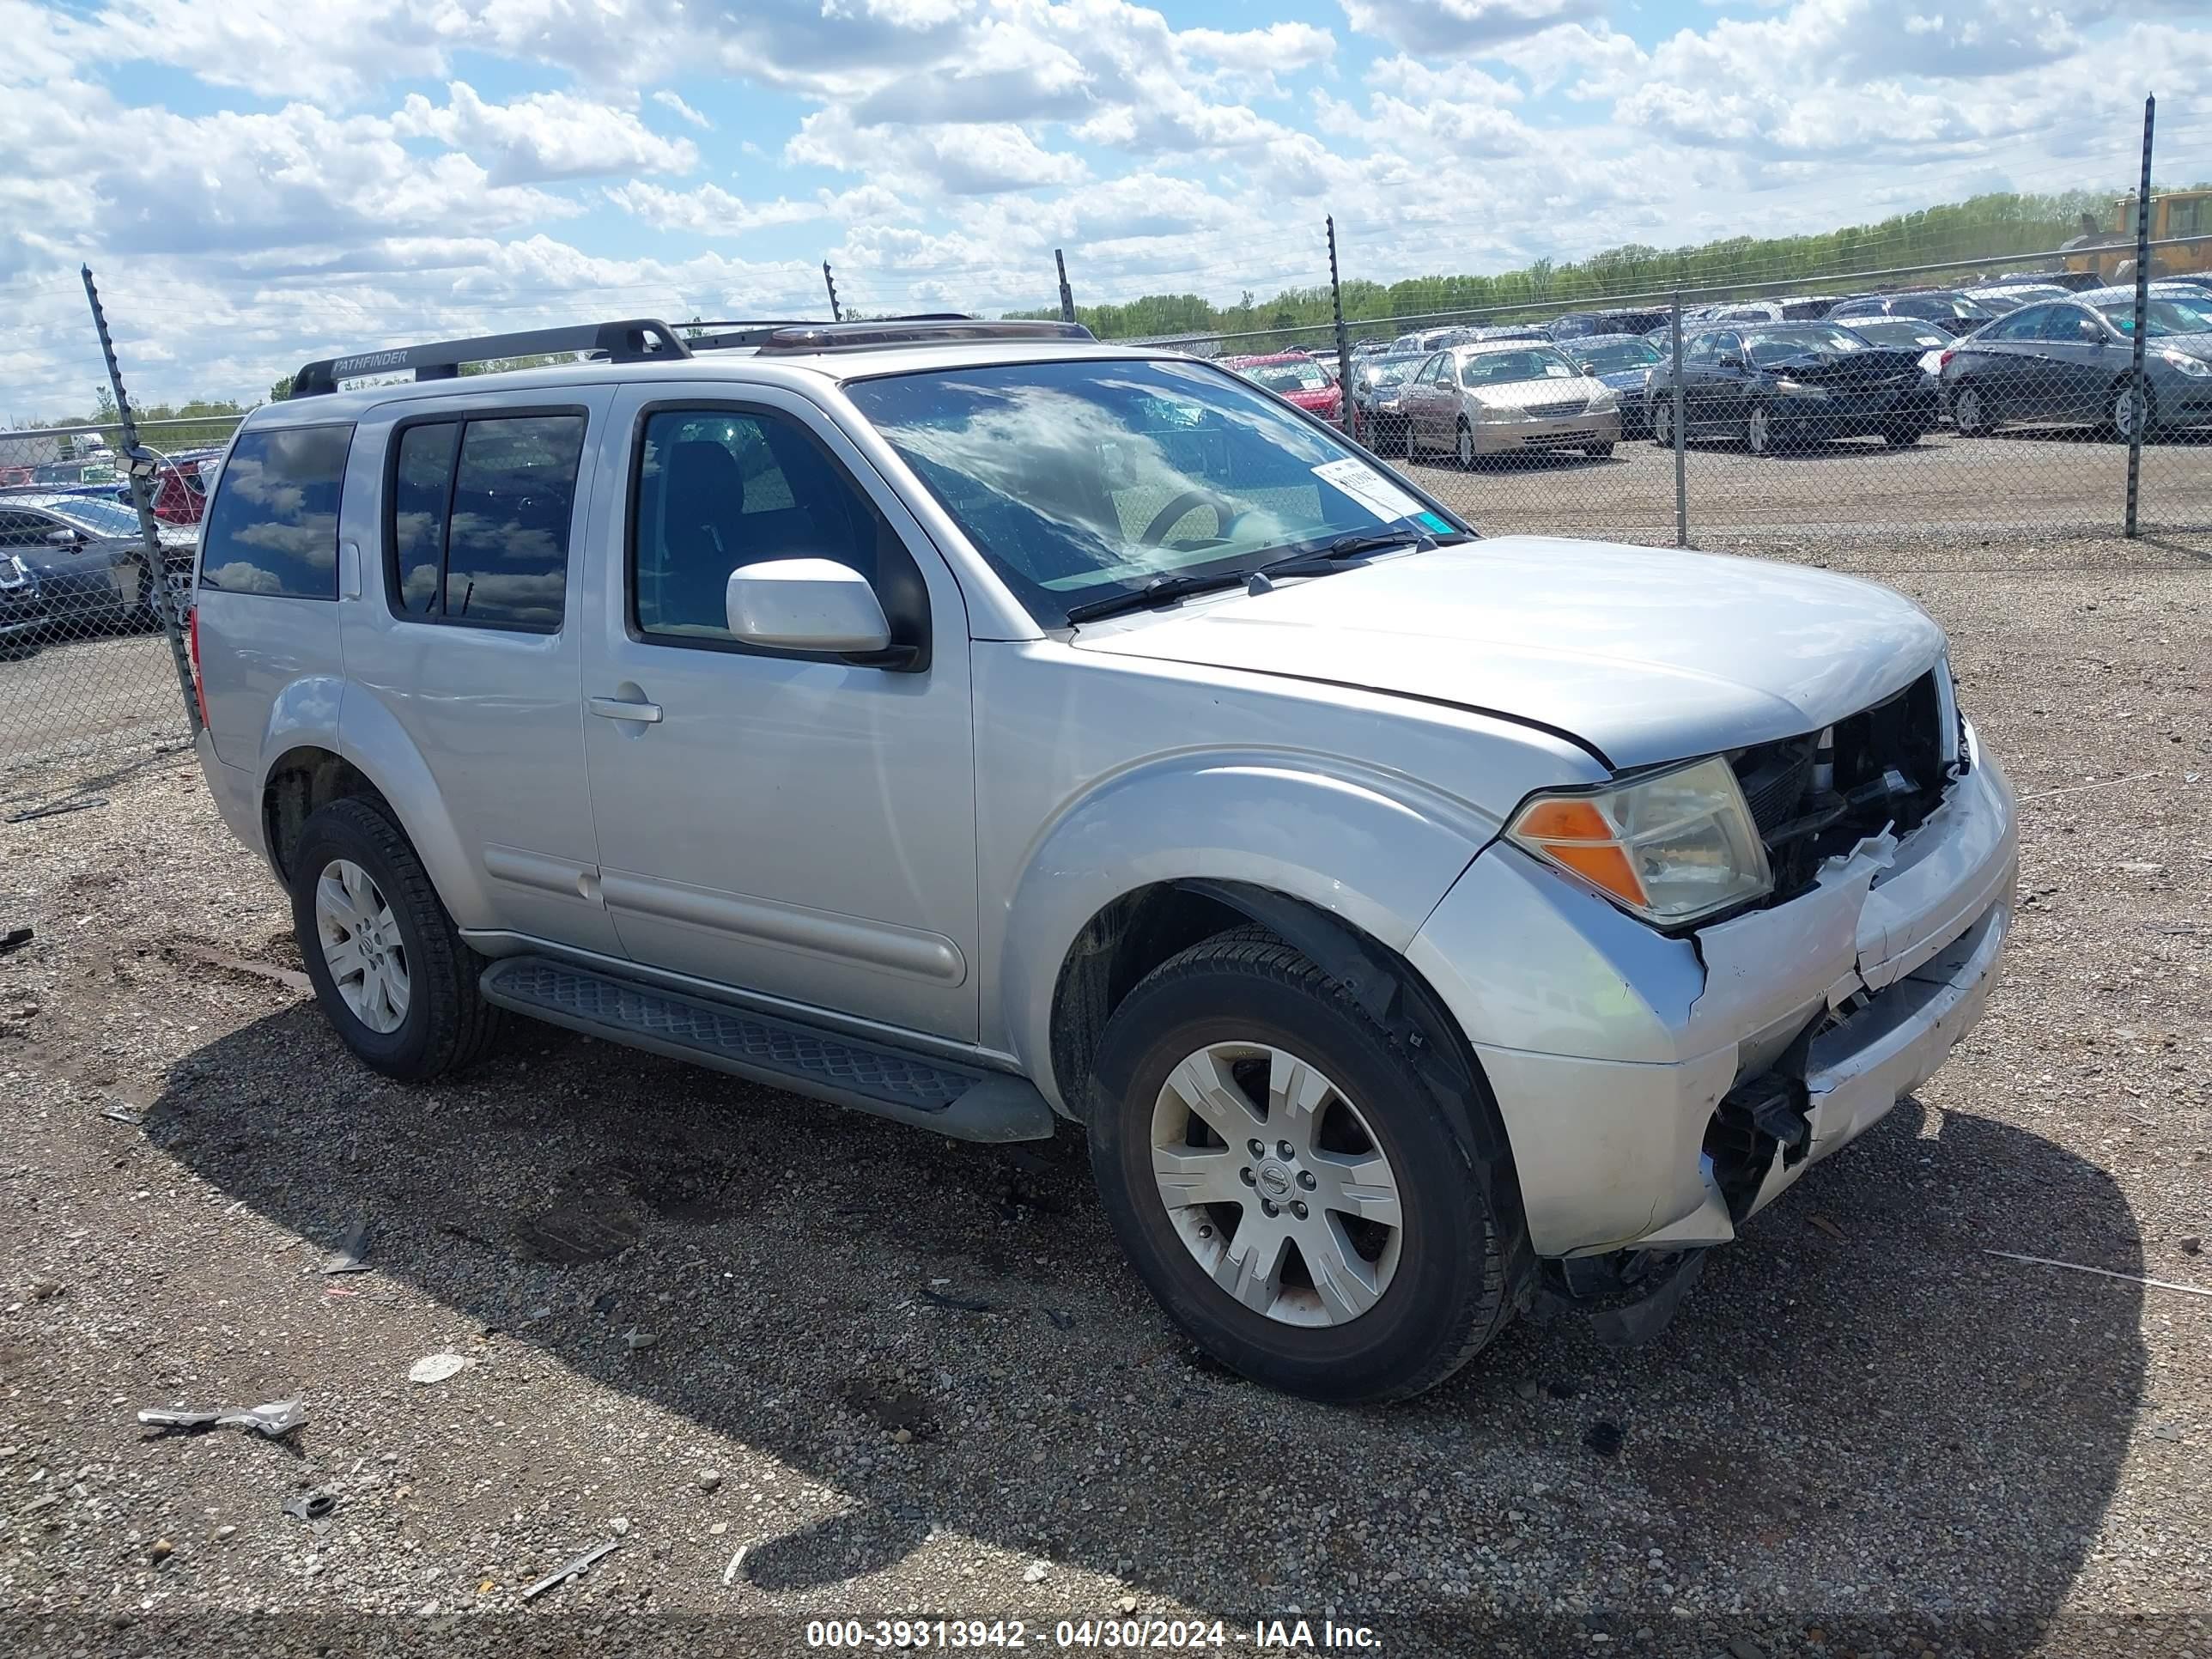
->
<box><xmin>1951</xmin><ymin>305</ymin><xmax>2041</xmax><ymax>415</ymax></box>
<box><xmin>577</xmin><ymin>385</ymin><xmax>981</xmax><ymax>1042</ymax></box>
<box><xmin>1691</xmin><ymin>331</ymin><xmax>1748</xmax><ymax>430</ymax></box>
<box><xmin>2035</xmin><ymin>304</ymin><xmax>2117</xmax><ymax>420</ymax></box>
<box><xmin>1406</xmin><ymin>354</ymin><xmax>1446</xmax><ymax>447</ymax></box>
<box><xmin>338</xmin><ymin>385</ymin><xmax>625</xmax><ymax>957</ymax></box>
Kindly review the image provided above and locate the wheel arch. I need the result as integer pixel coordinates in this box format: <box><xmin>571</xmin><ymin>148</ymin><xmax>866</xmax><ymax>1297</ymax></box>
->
<box><xmin>1052</xmin><ymin>877</ymin><xmax>1534</xmax><ymax>1304</ymax></box>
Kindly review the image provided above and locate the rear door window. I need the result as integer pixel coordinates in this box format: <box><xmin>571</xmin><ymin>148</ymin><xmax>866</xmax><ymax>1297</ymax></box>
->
<box><xmin>198</xmin><ymin>424</ymin><xmax>355</xmax><ymax>598</ymax></box>
<box><xmin>383</xmin><ymin>410</ymin><xmax>585</xmax><ymax>631</ymax></box>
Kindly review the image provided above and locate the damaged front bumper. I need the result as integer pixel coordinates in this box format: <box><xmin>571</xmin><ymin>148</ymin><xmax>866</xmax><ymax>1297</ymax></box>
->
<box><xmin>1409</xmin><ymin>726</ymin><xmax>2016</xmax><ymax>1261</ymax></box>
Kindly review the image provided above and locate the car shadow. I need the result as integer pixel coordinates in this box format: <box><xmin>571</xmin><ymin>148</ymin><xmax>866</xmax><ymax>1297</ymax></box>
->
<box><xmin>147</xmin><ymin>1005</ymin><xmax>2143</xmax><ymax>1650</ymax></box>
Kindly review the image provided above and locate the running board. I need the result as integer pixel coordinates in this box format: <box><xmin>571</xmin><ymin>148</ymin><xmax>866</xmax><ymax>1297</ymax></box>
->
<box><xmin>477</xmin><ymin>956</ymin><xmax>1055</xmax><ymax>1144</ymax></box>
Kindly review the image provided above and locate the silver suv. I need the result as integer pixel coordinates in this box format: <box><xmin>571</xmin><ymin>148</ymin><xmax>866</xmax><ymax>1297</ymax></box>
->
<box><xmin>188</xmin><ymin>317</ymin><xmax>2016</xmax><ymax>1402</ymax></box>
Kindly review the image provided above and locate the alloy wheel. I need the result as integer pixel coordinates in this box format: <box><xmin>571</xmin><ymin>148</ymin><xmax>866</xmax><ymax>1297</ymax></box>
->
<box><xmin>2113</xmin><ymin>383</ymin><xmax>2151</xmax><ymax>442</ymax></box>
<box><xmin>1652</xmin><ymin>400</ymin><xmax>1674</xmax><ymax>447</ymax></box>
<box><xmin>1455</xmin><ymin>423</ymin><xmax>1474</xmax><ymax>469</ymax></box>
<box><xmin>314</xmin><ymin>858</ymin><xmax>410</xmax><ymax>1034</ymax></box>
<box><xmin>1747</xmin><ymin>404</ymin><xmax>1772</xmax><ymax>455</ymax></box>
<box><xmin>1148</xmin><ymin>1041</ymin><xmax>1404</xmax><ymax>1328</ymax></box>
<box><xmin>1953</xmin><ymin>386</ymin><xmax>1986</xmax><ymax>436</ymax></box>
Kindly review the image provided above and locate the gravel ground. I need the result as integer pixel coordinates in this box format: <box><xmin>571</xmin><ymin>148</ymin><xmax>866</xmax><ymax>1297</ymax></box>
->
<box><xmin>0</xmin><ymin>534</ymin><xmax>2208</xmax><ymax>1658</ymax></box>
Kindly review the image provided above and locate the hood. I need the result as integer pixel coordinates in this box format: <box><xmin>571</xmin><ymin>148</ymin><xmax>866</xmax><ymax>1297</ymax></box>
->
<box><xmin>1071</xmin><ymin>537</ymin><xmax>1945</xmax><ymax>770</ymax></box>
<box><xmin>1592</xmin><ymin>367</ymin><xmax>1651</xmax><ymax>392</ymax></box>
<box><xmin>1765</xmin><ymin>348</ymin><xmax>1922</xmax><ymax>384</ymax></box>
<box><xmin>2156</xmin><ymin>331</ymin><xmax>2212</xmax><ymax>362</ymax></box>
<box><xmin>1282</xmin><ymin>385</ymin><xmax>1340</xmax><ymax>412</ymax></box>
<box><xmin>1468</xmin><ymin>374</ymin><xmax>1611</xmax><ymax>411</ymax></box>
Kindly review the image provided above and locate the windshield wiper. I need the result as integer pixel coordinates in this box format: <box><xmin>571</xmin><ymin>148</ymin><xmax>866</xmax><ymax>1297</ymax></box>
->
<box><xmin>1257</xmin><ymin>526</ymin><xmax>1467</xmax><ymax>578</ymax></box>
<box><xmin>1062</xmin><ymin>570</ymin><xmax>1249</xmax><ymax>627</ymax></box>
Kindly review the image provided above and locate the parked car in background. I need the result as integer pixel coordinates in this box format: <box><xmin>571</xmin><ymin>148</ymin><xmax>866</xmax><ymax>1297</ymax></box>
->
<box><xmin>1222</xmin><ymin>352</ymin><xmax>1343</xmax><ymax>422</ymax></box>
<box><xmin>1547</xmin><ymin>308</ymin><xmax>1671</xmax><ymax>343</ymax></box>
<box><xmin>1346</xmin><ymin>351</ymin><xmax>1426</xmax><ymax>448</ymax></box>
<box><xmin>1565</xmin><ymin>333</ymin><xmax>1666</xmax><ymax>438</ymax></box>
<box><xmin>1961</xmin><ymin>283</ymin><xmax>2073</xmax><ymax>315</ymax></box>
<box><xmin>1398</xmin><ymin>339</ymin><xmax>1620</xmax><ymax>464</ymax></box>
<box><xmin>1938</xmin><ymin>289</ymin><xmax>2212</xmax><ymax>440</ymax></box>
<box><xmin>1647</xmin><ymin>324</ymin><xmax>1937</xmax><ymax>453</ymax></box>
<box><xmin>1708</xmin><ymin>296</ymin><xmax>1838</xmax><ymax>324</ymax></box>
<box><xmin>0</xmin><ymin>494</ymin><xmax>196</xmax><ymax>634</ymax></box>
<box><xmin>1826</xmin><ymin>290</ymin><xmax>1997</xmax><ymax>336</ymax></box>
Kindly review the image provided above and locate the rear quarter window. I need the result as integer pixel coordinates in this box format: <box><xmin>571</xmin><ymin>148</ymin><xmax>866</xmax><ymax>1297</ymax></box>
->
<box><xmin>198</xmin><ymin>424</ymin><xmax>355</xmax><ymax>598</ymax></box>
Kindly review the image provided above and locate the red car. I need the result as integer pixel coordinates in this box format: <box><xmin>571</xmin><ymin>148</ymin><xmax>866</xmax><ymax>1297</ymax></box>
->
<box><xmin>1221</xmin><ymin>352</ymin><xmax>1342</xmax><ymax>421</ymax></box>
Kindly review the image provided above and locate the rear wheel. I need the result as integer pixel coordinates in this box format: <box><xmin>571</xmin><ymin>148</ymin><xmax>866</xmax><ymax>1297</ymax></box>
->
<box><xmin>1086</xmin><ymin>930</ymin><xmax>1515</xmax><ymax>1402</ymax></box>
<box><xmin>1881</xmin><ymin>422</ymin><xmax>1924</xmax><ymax>447</ymax></box>
<box><xmin>290</xmin><ymin>797</ymin><xmax>505</xmax><ymax>1082</ymax></box>
<box><xmin>1951</xmin><ymin>382</ymin><xmax>1993</xmax><ymax>437</ymax></box>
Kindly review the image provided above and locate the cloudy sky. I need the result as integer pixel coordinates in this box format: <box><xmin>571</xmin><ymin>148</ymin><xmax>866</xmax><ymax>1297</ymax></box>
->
<box><xmin>3</xmin><ymin>0</ymin><xmax>2206</xmax><ymax>417</ymax></box>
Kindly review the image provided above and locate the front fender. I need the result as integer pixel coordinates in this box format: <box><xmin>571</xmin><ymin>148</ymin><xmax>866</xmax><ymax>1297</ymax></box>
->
<box><xmin>998</xmin><ymin>751</ymin><xmax>1493</xmax><ymax>1111</ymax></box>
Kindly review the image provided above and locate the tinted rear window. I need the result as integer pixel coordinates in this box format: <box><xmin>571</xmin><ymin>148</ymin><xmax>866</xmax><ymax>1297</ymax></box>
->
<box><xmin>198</xmin><ymin>424</ymin><xmax>355</xmax><ymax>598</ymax></box>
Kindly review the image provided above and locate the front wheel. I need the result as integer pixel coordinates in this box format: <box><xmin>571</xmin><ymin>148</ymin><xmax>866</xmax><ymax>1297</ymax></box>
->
<box><xmin>1583</xmin><ymin>441</ymin><xmax>1614</xmax><ymax>458</ymax></box>
<box><xmin>1881</xmin><ymin>422</ymin><xmax>1924</xmax><ymax>447</ymax></box>
<box><xmin>1650</xmin><ymin>398</ymin><xmax>1675</xmax><ymax>447</ymax></box>
<box><xmin>2112</xmin><ymin>380</ymin><xmax>2155</xmax><ymax>443</ymax></box>
<box><xmin>290</xmin><ymin>797</ymin><xmax>505</xmax><ymax>1082</ymax></box>
<box><xmin>1455</xmin><ymin>421</ymin><xmax>1477</xmax><ymax>470</ymax></box>
<box><xmin>1086</xmin><ymin>930</ymin><xmax>1515</xmax><ymax>1403</ymax></box>
<box><xmin>1746</xmin><ymin>403</ymin><xmax>1776</xmax><ymax>456</ymax></box>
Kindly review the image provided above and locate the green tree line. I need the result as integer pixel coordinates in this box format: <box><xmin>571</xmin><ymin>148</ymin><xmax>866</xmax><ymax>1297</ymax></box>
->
<box><xmin>1013</xmin><ymin>187</ymin><xmax>2156</xmax><ymax>347</ymax></box>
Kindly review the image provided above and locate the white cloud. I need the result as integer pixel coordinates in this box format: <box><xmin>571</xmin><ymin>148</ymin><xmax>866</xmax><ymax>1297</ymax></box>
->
<box><xmin>1338</xmin><ymin>0</ymin><xmax>1606</xmax><ymax>56</ymax></box>
<box><xmin>606</xmin><ymin>180</ymin><xmax>915</xmax><ymax>234</ymax></box>
<box><xmin>787</xmin><ymin>109</ymin><xmax>1086</xmax><ymax>195</ymax></box>
<box><xmin>393</xmin><ymin>83</ymin><xmax>696</xmax><ymax>183</ymax></box>
<box><xmin>651</xmin><ymin>90</ymin><xmax>713</xmax><ymax>130</ymax></box>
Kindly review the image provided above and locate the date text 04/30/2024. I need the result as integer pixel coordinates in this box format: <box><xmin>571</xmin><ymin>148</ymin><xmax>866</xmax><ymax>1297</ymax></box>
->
<box><xmin>801</xmin><ymin>1617</ymin><xmax>1382</xmax><ymax>1649</ymax></box>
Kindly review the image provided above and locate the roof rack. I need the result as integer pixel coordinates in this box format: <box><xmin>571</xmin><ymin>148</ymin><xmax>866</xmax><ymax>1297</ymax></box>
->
<box><xmin>286</xmin><ymin>319</ymin><xmax>691</xmax><ymax>398</ymax></box>
<box><xmin>752</xmin><ymin>318</ymin><xmax>1095</xmax><ymax>356</ymax></box>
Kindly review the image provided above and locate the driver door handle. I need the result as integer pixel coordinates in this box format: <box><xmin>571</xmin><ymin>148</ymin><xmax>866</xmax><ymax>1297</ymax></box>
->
<box><xmin>589</xmin><ymin>695</ymin><xmax>663</xmax><ymax>724</ymax></box>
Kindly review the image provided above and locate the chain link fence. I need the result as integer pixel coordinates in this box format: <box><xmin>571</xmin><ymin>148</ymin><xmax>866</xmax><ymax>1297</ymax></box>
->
<box><xmin>0</xmin><ymin>413</ymin><xmax>239</xmax><ymax>788</ymax></box>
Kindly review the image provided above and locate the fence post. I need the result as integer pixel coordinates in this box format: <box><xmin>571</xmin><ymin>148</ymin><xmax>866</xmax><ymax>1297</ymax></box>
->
<box><xmin>81</xmin><ymin>264</ymin><xmax>201</xmax><ymax>738</ymax></box>
<box><xmin>1327</xmin><ymin>216</ymin><xmax>1353</xmax><ymax>439</ymax></box>
<box><xmin>1054</xmin><ymin>250</ymin><xmax>1076</xmax><ymax>325</ymax></box>
<box><xmin>1671</xmin><ymin>293</ymin><xmax>1688</xmax><ymax>548</ymax></box>
<box><xmin>822</xmin><ymin>261</ymin><xmax>843</xmax><ymax>323</ymax></box>
<box><xmin>2124</xmin><ymin>94</ymin><xmax>2154</xmax><ymax>539</ymax></box>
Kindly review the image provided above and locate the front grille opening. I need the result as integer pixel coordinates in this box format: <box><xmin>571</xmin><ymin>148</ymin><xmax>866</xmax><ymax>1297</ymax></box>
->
<box><xmin>1729</xmin><ymin>668</ymin><xmax>1954</xmax><ymax>903</ymax></box>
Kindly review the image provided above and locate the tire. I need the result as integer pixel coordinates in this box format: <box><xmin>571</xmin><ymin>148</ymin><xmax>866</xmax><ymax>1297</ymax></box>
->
<box><xmin>1085</xmin><ymin>928</ymin><xmax>1516</xmax><ymax>1403</ymax></box>
<box><xmin>1455</xmin><ymin>421</ymin><xmax>1476</xmax><ymax>470</ymax></box>
<box><xmin>1401</xmin><ymin>417</ymin><xmax>1418</xmax><ymax>462</ymax></box>
<box><xmin>1583</xmin><ymin>441</ymin><xmax>1614</xmax><ymax>458</ymax></box>
<box><xmin>289</xmin><ymin>796</ymin><xmax>505</xmax><ymax>1083</ymax></box>
<box><xmin>1746</xmin><ymin>404</ymin><xmax>1774</xmax><ymax>456</ymax></box>
<box><xmin>1951</xmin><ymin>382</ymin><xmax>1993</xmax><ymax>438</ymax></box>
<box><xmin>1650</xmin><ymin>398</ymin><xmax>1675</xmax><ymax>447</ymax></box>
<box><xmin>2111</xmin><ymin>379</ymin><xmax>2155</xmax><ymax>442</ymax></box>
<box><xmin>1881</xmin><ymin>422</ymin><xmax>1924</xmax><ymax>447</ymax></box>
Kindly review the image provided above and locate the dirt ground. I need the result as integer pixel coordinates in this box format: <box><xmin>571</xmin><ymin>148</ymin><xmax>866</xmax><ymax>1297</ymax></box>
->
<box><xmin>0</xmin><ymin>532</ymin><xmax>2208</xmax><ymax>1658</ymax></box>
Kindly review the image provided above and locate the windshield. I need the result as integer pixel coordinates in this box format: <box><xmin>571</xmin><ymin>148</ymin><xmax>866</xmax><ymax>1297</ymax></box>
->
<box><xmin>1744</xmin><ymin>326</ymin><xmax>1869</xmax><ymax>363</ymax></box>
<box><xmin>1243</xmin><ymin>361</ymin><xmax>1329</xmax><ymax>392</ymax></box>
<box><xmin>2095</xmin><ymin>296</ymin><xmax>2212</xmax><ymax>337</ymax></box>
<box><xmin>1461</xmin><ymin>347</ymin><xmax>1580</xmax><ymax>386</ymax></box>
<box><xmin>1576</xmin><ymin>337</ymin><xmax>1662</xmax><ymax>373</ymax></box>
<box><xmin>46</xmin><ymin>499</ymin><xmax>141</xmax><ymax>537</ymax></box>
<box><xmin>1840</xmin><ymin>320</ymin><xmax>1948</xmax><ymax>349</ymax></box>
<box><xmin>845</xmin><ymin>358</ymin><xmax>1459</xmax><ymax>627</ymax></box>
<box><xmin>1358</xmin><ymin>357</ymin><xmax>1421</xmax><ymax>387</ymax></box>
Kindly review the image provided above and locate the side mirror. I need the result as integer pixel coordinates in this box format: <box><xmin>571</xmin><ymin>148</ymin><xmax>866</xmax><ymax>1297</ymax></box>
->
<box><xmin>725</xmin><ymin>558</ymin><xmax>895</xmax><ymax>659</ymax></box>
<box><xmin>1577</xmin><ymin>362</ymin><xmax>1599</xmax><ymax>374</ymax></box>
<box><xmin>1717</xmin><ymin>355</ymin><xmax>1745</xmax><ymax>371</ymax></box>
<box><xmin>46</xmin><ymin>527</ymin><xmax>82</xmax><ymax>548</ymax></box>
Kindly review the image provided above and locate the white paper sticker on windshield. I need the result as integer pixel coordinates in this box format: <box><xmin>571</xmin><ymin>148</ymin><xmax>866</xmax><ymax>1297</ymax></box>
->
<box><xmin>1312</xmin><ymin>458</ymin><xmax>1424</xmax><ymax>524</ymax></box>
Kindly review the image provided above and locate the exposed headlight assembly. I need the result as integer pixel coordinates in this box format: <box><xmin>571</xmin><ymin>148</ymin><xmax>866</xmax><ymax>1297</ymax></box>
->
<box><xmin>1587</xmin><ymin>387</ymin><xmax>1619</xmax><ymax>411</ymax></box>
<box><xmin>2159</xmin><ymin>350</ymin><xmax>2212</xmax><ymax>378</ymax></box>
<box><xmin>1772</xmin><ymin>378</ymin><xmax>1830</xmax><ymax>399</ymax></box>
<box><xmin>1505</xmin><ymin>755</ymin><xmax>1773</xmax><ymax>927</ymax></box>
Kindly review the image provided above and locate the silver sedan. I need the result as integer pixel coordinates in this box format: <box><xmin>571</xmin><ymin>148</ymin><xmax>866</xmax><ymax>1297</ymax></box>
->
<box><xmin>1396</xmin><ymin>340</ymin><xmax>1621</xmax><ymax>465</ymax></box>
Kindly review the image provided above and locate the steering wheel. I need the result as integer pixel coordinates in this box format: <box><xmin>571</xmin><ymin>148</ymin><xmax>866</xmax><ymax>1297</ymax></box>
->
<box><xmin>1139</xmin><ymin>488</ymin><xmax>1240</xmax><ymax>548</ymax></box>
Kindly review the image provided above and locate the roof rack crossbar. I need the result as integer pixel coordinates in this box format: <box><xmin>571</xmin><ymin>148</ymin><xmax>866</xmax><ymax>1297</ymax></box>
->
<box><xmin>751</xmin><ymin>317</ymin><xmax>1095</xmax><ymax>356</ymax></box>
<box><xmin>287</xmin><ymin>318</ymin><xmax>690</xmax><ymax>398</ymax></box>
